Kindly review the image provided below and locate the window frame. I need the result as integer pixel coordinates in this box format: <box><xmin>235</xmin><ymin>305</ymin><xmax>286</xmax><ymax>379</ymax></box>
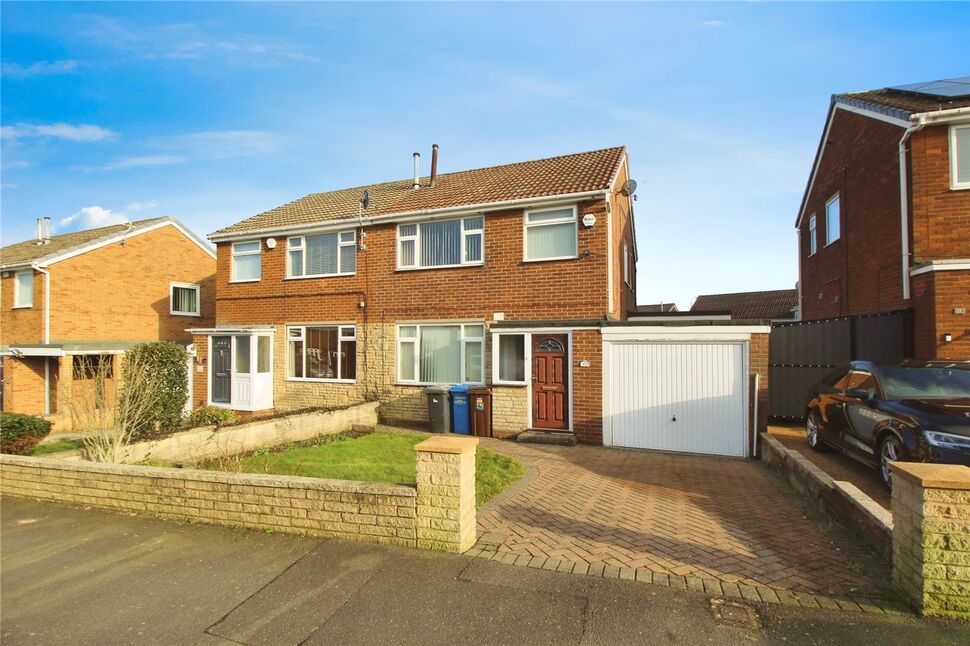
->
<box><xmin>230</xmin><ymin>240</ymin><xmax>262</xmax><ymax>283</ymax></box>
<box><xmin>622</xmin><ymin>242</ymin><xmax>630</xmax><ymax>286</ymax></box>
<box><xmin>492</xmin><ymin>332</ymin><xmax>530</xmax><ymax>386</ymax></box>
<box><xmin>396</xmin><ymin>217</ymin><xmax>485</xmax><ymax>271</ymax></box>
<box><xmin>808</xmin><ymin>214</ymin><xmax>817</xmax><ymax>256</ymax></box>
<box><xmin>523</xmin><ymin>205</ymin><xmax>579</xmax><ymax>262</ymax></box>
<box><xmin>396</xmin><ymin>322</ymin><xmax>485</xmax><ymax>385</ymax></box>
<box><xmin>285</xmin><ymin>230</ymin><xmax>357</xmax><ymax>279</ymax></box>
<box><xmin>824</xmin><ymin>194</ymin><xmax>840</xmax><ymax>246</ymax></box>
<box><xmin>951</xmin><ymin>124</ymin><xmax>970</xmax><ymax>190</ymax></box>
<box><xmin>12</xmin><ymin>270</ymin><xmax>33</xmax><ymax>309</ymax></box>
<box><xmin>286</xmin><ymin>324</ymin><xmax>357</xmax><ymax>383</ymax></box>
<box><xmin>169</xmin><ymin>281</ymin><xmax>201</xmax><ymax>317</ymax></box>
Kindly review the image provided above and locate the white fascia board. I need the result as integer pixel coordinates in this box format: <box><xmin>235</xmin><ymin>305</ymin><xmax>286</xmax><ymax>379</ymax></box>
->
<box><xmin>186</xmin><ymin>326</ymin><xmax>276</xmax><ymax>335</ymax></box>
<box><xmin>913</xmin><ymin>107</ymin><xmax>970</xmax><ymax>126</ymax></box>
<box><xmin>208</xmin><ymin>189</ymin><xmax>610</xmax><ymax>243</ymax></box>
<box><xmin>1</xmin><ymin>347</ymin><xmax>66</xmax><ymax>357</ymax></box>
<box><xmin>601</xmin><ymin>325</ymin><xmax>771</xmax><ymax>341</ymax></box>
<box><xmin>795</xmin><ymin>102</ymin><xmax>911</xmax><ymax>229</ymax></box>
<box><xmin>910</xmin><ymin>260</ymin><xmax>970</xmax><ymax>276</ymax></box>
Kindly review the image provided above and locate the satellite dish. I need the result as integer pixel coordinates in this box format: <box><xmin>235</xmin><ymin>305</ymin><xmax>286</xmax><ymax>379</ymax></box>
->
<box><xmin>620</xmin><ymin>179</ymin><xmax>638</xmax><ymax>197</ymax></box>
<box><xmin>361</xmin><ymin>190</ymin><xmax>370</xmax><ymax>209</ymax></box>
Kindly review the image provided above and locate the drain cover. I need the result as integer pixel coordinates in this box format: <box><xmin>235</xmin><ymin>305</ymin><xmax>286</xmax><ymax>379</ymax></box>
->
<box><xmin>710</xmin><ymin>598</ymin><xmax>761</xmax><ymax>629</ymax></box>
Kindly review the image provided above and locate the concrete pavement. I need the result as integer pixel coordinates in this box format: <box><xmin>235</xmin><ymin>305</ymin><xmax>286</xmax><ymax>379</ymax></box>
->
<box><xmin>2</xmin><ymin>498</ymin><xmax>967</xmax><ymax>645</ymax></box>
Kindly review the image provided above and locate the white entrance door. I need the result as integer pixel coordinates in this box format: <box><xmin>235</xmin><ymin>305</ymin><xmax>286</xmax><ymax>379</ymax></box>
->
<box><xmin>606</xmin><ymin>342</ymin><xmax>747</xmax><ymax>457</ymax></box>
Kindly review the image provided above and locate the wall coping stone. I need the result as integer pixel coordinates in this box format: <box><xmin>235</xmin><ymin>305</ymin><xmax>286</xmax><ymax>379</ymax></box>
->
<box><xmin>415</xmin><ymin>436</ymin><xmax>479</xmax><ymax>455</ymax></box>
<box><xmin>890</xmin><ymin>462</ymin><xmax>970</xmax><ymax>490</ymax></box>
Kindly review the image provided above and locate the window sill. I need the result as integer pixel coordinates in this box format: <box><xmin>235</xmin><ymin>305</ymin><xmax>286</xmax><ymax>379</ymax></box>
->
<box><xmin>492</xmin><ymin>381</ymin><xmax>528</xmax><ymax>388</ymax></box>
<box><xmin>950</xmin><ymin>184</ymin><xmax>970</xmax><ymax>191</ymax></box>
<box><xmin>11</xmin><ymin>305</ymin><xmax>33</xmax><ymax>309</ymax></box>
<box><xmin>170</xmin><ymin>312</ymin><xmax>201</xmax><ymax>317</ymax></box>
<box><xmin>395</xmin><ymin>382</ymin><xmax>485</xmax><ymax>388</ymax></box>
<box><xmin>229</xmin><ymin>279</ymin><xmax>261</xmax><ymax>284</ymax></box>
<box><xmin>286</xmin><ymin>377</ymin><xmax>356</xmax><ymax>384</ymax></box>
<box><xmin>395</xmin><ymin>263</ymin><xmax>484</xmax><ymax>272</ymax></box>
<box><xmin>823</xmin><ymin>240</ymin><xmax>840</xmax><ymax>248</ymax></box>
<box><xmin>284</xmin><ymin>273</ymin><xmax>356</xmax><ymax>280</ymax></box>
<box><xmin>522</xmin><ymin>255</ymin><xmax>579</xmax><ymax>263</ymax></box>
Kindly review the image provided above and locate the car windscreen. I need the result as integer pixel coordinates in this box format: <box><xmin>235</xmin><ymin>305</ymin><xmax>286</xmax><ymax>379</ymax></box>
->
<box><xmin>879</xmin><ymin>367</ymin><xmax>970</xmax><ymax>399</ymax></box>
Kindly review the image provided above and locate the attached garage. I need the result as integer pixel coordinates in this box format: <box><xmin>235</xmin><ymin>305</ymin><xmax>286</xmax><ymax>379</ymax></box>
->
<box><xmin>602</xmin><ymin>325</ymin><xmax>771</xmax><ymax>457</ymax></box>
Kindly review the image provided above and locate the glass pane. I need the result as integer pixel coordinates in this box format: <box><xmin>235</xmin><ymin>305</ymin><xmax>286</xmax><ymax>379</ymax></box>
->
<box><xmin>288</xmin><ymin>237</ymin><xmax>303</xmax><ymax>249</ymax></box>
<box><xmin>399</xmin><ymin>340</ymin><xmax>416</xmax><ymax>381</ymax></box>
<box><xmin>400</xmin><ymin>223</ymin><xmax>417</xmax><ymax>237</ymax></box>
<box><xmin>15</xmin><ymin>272</ymin><xmax>33</xmax><ymax>306</ymax></box>
<box><xmin>419</xmin><ymin>325</ymin><xmax>460</xmax><ymax>383</ymax></box>
<box><xmin>527</xmin><ymin>208</ymin><xmax>573</xmax><ymax>223</ymax></box>
<box><xmin>826</xmin><ymin>197</ymin><xmax>840</xmax><ymax>243</ymax></box>
<box><xmin>537</xmin><ymin>338</ymin><xmax>564</xmax><ymax>352</ymax></box>
<box><xmin>233</xmin><ymin>254</ymin><xmax>261</xmax><ymax>281</ymax></box>
<box><xmin>958</xmin><ymin>127</ymin><xmax>970</xmax><ymax>183</ymax></box>
<box><xmin>306</xmin><ymin>233</ymin><xmax>339</xmax><ymax>275</ymax></box>
<box><xmin>289</xmin><ymin>250</ymin><xmax>304</xmax><ymax>276</ymax></box>
<box><xmin>340</xmin><ymin>326</ymin><xmax>356</xmax><ymax>339</ymax></box>
<box><xmin>399</xmin><ymin>325</ymin><xmax>417</xmax><ymax>338</ymax></box>
<box><xmin>463</xmin><ymin>216</ymin><xmax>483</xmax><ymax>230</ymax></box>
<box><xmin>526</xmin><ymin>221</ymin><xmax>577</xmax><ymax>260</ymax></box>
<box><xmin>235</xmin><ymin>336</ymin><xmax>251</xmax><ymax>374</ymax></box>
<box><xmin>465</xmin><ymin>233</ymin><xmax>482</xmax><ymax>263</ymax></box>
<box><xmin>420</xmin><ymin>219</ymin><xmax>461</xmax><ymax>267</ymax></box>
<box><xmin>235</xmin><ymin>241</ymin><xmax>260</xmax><ymax>253</ymax></box>
<box><xmin>172</xmin><ymin>287</ymin><xmax>197</xmax><ymax>313</ymax></box>
<box><xmin>339</xmin><ymin>244</ymin><xmax>356</xmax><ymax>274</ymax></box>
<box><xmin>464</xmin><ymin>341</ymin><xmax>482</xmax><ymax>382</ymax></box>
<box><xmin>463</xmin><ymin>324</ymin><xmax>485</xmax><ymax>338</ymax></box>
<box><xmin>305</xmin><ymin>327</ymin><xmax>339</xmax><ymax>379</ymax></box>
<box><xmin>257</xmin><ymin>337</ymin><xmax>270</xmax><ymax>373</ymax></box>
<box><xmin>499</xmin><ymin>335</ymin><xmax>525</xmax><ymax>382</ymax></box>
<box><xmin>339</xmin><ymin>231</ymin><xmax>355</xmax><ymax>243</ymax></box>
<box><xmin>289</xmin><ymin>339</ymin><xmax>304</xmax><ymax>378</ymax></box>
<box><xmin>400</xmin><ymin>239</ymin><xmax>416</xmax><ymax>267</ymax></box>
<box><xmin>341</xmin><ymin>339</ymin><xmax>357</xmax><ymax>380</ymax></box>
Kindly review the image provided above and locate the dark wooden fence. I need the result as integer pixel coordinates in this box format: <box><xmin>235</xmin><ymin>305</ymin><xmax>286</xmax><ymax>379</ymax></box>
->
<box><xmin>768</xmin><ymin>309</ymin><xmax>912</xmax><ymax>420</ymax></box>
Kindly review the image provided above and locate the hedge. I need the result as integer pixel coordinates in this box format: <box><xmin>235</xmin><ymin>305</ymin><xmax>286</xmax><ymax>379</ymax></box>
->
<box><xmin>0</xmin><ymin>412</ymin><xmax>53</xmax><ymax>455</ymax></box>
<box><xmin>123</xmin><ymin>342</ymin><xmax>188</xmax><ymax>436</ymax></box>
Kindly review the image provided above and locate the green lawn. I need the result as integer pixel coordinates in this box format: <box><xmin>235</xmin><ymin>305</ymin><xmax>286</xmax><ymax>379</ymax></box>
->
<box><xmin>229</xmin><ymin>431</ymin><xmax>524</xmax><ymax>507</ymax></box>
<box><xmin>31</xmin><ymin>439</ymin><xmax>86</xmax><ymax>456</ymax></box>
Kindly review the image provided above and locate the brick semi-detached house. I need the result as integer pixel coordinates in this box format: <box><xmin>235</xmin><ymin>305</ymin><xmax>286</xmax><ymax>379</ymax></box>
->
<box><xmin>797</xmin><ymin>77</ymin><xmax>970</xmax><ymax>361</ymax></box>
<box><xmin>0</xmin><ymin>217</ymin><xmax>216</xmax><ymax>426</ymax></box>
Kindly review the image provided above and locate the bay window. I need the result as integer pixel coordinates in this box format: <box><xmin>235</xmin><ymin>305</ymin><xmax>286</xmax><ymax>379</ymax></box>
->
<box><xmin>288</xmin><ymin>231</ymin><xmax>356</xmax><ymax>278</ymax></box>
<box><xmin>288</xmin><ymin>325</ymin><xmax>357</xmax><ymax>381</ymax></box>
<box><xmin>524</xmin><ymin>206</ymin><xmax>578</xmax><ymax>261</ymax></box>
<box><xmin>231</xmin><ymin>241</ymin><xmax>261</xmax><ymax>282</ymax></box>
<box><xmin>397</xmin><ymin>217</ymin><xmax>484</xmax><ymax>269</ymax></box>
<box><xmin>398</xmin><ymin>323</ymin><xmax>484</xmax><ymax>384</ymax></box>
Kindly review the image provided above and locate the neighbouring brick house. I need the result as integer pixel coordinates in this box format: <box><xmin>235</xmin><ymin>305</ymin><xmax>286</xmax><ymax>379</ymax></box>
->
<box><xmin>190</xmin><ymin>146</ymin><xmax>771</xmax><ymax>451</ymax></box>
<box><xmin>796</xmin><ymin>77</ymin><xmax>970</xmax><ymax>361</ymax></box>
<box><xmin>0</xmin><ymin>217</ymin><xmax>216</xmax><ymax>427</ymax></box>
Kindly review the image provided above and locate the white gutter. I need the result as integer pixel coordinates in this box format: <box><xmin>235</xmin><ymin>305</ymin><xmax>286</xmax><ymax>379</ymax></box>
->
<box><xmin>898</xmin><ymin>121</ymin><xmax>925</xmax><ymax>300</ymax></box>
<box><xmin>208</xmin><ymin>189</ymin><xmax>610</xmax><ymax>242</ymax></box>
<box><xmin>31</xmin><ymin>264</ymin><xmax>51</xmax><ymax>344</ymax></box>
<box><xmin>912</xmin><ymin>106</ymin><xmax>970</xmax><ymax>126</ymax></box>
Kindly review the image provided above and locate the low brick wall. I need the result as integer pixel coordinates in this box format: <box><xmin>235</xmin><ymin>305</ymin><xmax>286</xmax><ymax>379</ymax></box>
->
<box><xmin>760</xmin><ymin>433</ymin><xmax>893</xmax><ymax>561</ymax></box>
<box><xmin>0</xmin><ymin>435</ymin><xmax>479</xmax><ymax>554</ymax></box>
<box><xmin>891</xmin><ymin>462</ymin><xmax>970</xmax><ymax>620</ymax></box>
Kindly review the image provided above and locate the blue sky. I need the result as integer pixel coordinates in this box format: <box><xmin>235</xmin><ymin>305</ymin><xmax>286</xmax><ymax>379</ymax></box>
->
<box><xmin>2</xmin><ymin>2</ymin><xmax>968</xmax><ymax>309</ymax></box>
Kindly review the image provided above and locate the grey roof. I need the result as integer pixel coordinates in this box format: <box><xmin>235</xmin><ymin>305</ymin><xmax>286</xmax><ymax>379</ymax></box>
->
<box><xmin>835</xmin><ymin>76</ymin><xmax>970</xmax><ymax>120</ymax></box>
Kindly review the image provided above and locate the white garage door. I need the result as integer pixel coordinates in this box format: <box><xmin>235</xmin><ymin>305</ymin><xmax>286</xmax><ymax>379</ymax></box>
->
<box><xmin>606</xmin><ymin>342</ymin><xmax>747</xmax><ymax>457</ymax></box>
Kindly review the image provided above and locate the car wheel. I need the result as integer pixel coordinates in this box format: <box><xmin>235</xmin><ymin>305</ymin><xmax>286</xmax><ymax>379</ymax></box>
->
<box><xmin>879</xmin><ymin>435</ymin><xmax>908</xmax><ymax>489</ymax></box>
<box><xmin>806</xmin><ymin>411</ymin><xmax>828</xmax><ymax>452</ymax></box>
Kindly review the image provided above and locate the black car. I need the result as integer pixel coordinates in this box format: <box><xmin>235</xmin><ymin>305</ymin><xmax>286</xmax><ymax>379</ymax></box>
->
<box><xmin>804</xmin><ymin>361</ymin><xmax>970</xmax><ymax>488</ymax></box>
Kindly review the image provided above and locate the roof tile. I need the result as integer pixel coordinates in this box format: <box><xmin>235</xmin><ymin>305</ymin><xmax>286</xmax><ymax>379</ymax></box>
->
<box><xmin>1</xmin><ymin>217</ymin><xmax>169</xmax><ymax>268</ymax></box>
<box><xmin>691</xmin><ymin>289</ymin><xmax>797</xmax><ymax>320</ymax></box>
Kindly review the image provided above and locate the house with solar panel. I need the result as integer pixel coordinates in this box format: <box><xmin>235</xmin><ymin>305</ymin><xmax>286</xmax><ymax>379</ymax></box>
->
<box><xmin>796</xmin><ymin>77</ymin><xmax>970</xmax><ymax>361</ymax></box>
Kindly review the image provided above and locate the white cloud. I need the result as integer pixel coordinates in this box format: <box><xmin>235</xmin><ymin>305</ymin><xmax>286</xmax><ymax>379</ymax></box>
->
<box><xmin>101</xmin><ymin>155</ymin><xmax>185</xmax><ymax>170</ymax></box>
<box><xmin>1</xmin><ymin>123</ymin><xmax>117</xmax><ymax>142</ymax></box>
<box><xmin>1</xmin><ymin>160</ymin><xmax>30</xmax><ymax>170</ymax></box>
<box><xmin>1</xmin><ymin>60</ymin><xmax>79</xmax><ymax>78</ymax></box>
<box><xmin>1</xmin><ymin>182</ymin><xmax>18</xmax><ymax>189</ymax></box>
<box><xmin>125</xmin><ymin>200</ymin><xmax>159</xmax><ymax>212</ymax></box>
<box><xmin>701</xmin><ymin>20</ymin><xmax>729</xmax><ymax>28</ymax></box>
<box><xmin>57</xmin><ymin>206</ymin><xmax>130</xmax><ymax>232</ymax></box>
<box><xmin>161</xmin><ymin>130</ymin><xmax>282</xmax><ymax>157</ymax></box>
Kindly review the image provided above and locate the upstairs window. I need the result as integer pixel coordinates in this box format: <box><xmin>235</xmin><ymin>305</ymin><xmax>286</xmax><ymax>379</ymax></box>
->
<box><xmin>13</xmin><ymin>270</ymin><xmax>33</xmax><ymax>308</ymax></box>
<box><xmin>825</xmin><ymin>194</ymin><xmax>840</xmax><ymax>246</ymax></box>
<box><xmin>170</xmin><ymin>282</ymin><xmax>200</xmax><ymax>316</ymax></box>
<box><xmin>524</xmin><ymin>207</ymin><xmax>578</xmax><ymax>261</ymax></box>
<box><xmin>231</xmin><ymin>241</ymin><xmax>261</xmax><ymax>282</ymax></box>
<box><xmin>952</xmin><ymin>125</ymin><xmax>970</xmax><ymax>189</ymax></box>
<box><xmin>808</xmin><ymin>215</ymin><xmax>817</xmax><ymax>256</ymax></box>
<box><xmin>288</xmin><ymin>231</ymin><xmax>356</xmax><ymax>278</ymax></box>
<box><xmin>622</xmin><ymin>242</ymin><xmax>631</xmax><ymax>286</ymax></box>
<box><xmin>397</xmin><ymin>217</ymin><xmax>484</xmax><ymax>270</ymax></box>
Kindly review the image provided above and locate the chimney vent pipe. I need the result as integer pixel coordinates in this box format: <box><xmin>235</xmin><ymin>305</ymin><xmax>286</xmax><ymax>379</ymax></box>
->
<box><xmin>430</xmin><ymin>144</ymin><xmax>439</xmax><ymax>187</ymax></box>
<box><xmin>412</xmin><ymin>152</ymin><xmax>420</xmax><ymax>190</ymax></box>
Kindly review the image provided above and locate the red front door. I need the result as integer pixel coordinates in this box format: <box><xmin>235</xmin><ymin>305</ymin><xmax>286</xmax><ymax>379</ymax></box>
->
<box><xmin>532</xmin><ymin>334</ymin><xmax>568</xmax><ymax>430</ymax></box>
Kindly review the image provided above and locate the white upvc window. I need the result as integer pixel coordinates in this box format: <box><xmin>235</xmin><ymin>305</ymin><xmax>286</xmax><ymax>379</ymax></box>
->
<box><xmin>13</xmin><ymin>270</ymin><xmax>33</xmax><ymax>308</ymax></box>
<box><xmin>287</xmin><ymin>325</ymin><xmax>357</xmax><ymax>382</ymax></box>
<box><xmin>825</xmin><ymin>194</ymin><xmax>840</xmax><ymax>246</ymax></box>
<box><xmin>808</xmin><ymin>214</ymin><xmax>817</xmax><ymax>256</ymax></box>
<box><xmin>397</xmin><ymin>217</ymin><xmax>484</xmax><ymax>270</ymax></box>
<box><xmin>524</xmin><ymin>206</ymin><xmax>578</xmax><ymax>261</ymax></box>
<box><xmin>493</xmin><ymin>333</ymin><xmax>528</xmax><ymax>385</ymax></box>
<box><xmin>170</xmin><ymin>282</ymin><xmax>201</xmax><ymax>316</ymax></box>
<box><xmin>231</xmin><ymin>241</ymin><xmax>261</xmax><ymax>282</ymax></box>
<box><xmin>397</xmin><ymin>322</ymin><xmax>484</xmax><ymax>385</ymax></box>
<box><xmin>287</xmin><ymin>231</ymin><xmax>356</xmax><ymax>278</ymax></box>
<box><xmin>951</xmin><ymin>125</ymin><xmax>970</xmax><ymax>190</ymax></box>
<box><xmin>622</xmin><ymin>242</ymin><xmax>630</xmax><ymax>286</ymax></box>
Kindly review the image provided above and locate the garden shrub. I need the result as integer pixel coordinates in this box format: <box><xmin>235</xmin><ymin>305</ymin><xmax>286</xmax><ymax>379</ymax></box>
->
<box><xmin>122</xmin><ymin>342</ymin><xmax>188</xmax><ymax>436</ymax></box>
<box><xmin>0</xmin><ymin>412</ymin><xmax>53</xmax><ymax>455</ymax></box>
<box><xmin>187</xmin><ymin>406</ymin><xmax>237</xmax><ymax>427</ymax></box>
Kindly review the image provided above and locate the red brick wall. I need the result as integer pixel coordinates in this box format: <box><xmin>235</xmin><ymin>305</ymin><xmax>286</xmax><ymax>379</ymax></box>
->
<box><xmin>910</xmin><ymin>126</ymin><xmax>970</xmax><ymax>262</ymax></box>
<box><xmin>749</xmin><ymin>333</ymin><xmax>769</xmax><ymax>434</ymax></box>
<box><xmin>571</xmin><ymin>329</ymin><xmax>603</xmax><ymax>444</ymax></box>
<box><xmin>1</xmin><ymin>356</ymin><xmax>48</xmax><ymax>415</ymax></box>
<box><xmin>608</xmin><ymin>161</ymin><xmax>636</xmax><ymax>320</ymax></box>
<box><xmin>912</xmin><ymin>270</ymin><xmax>970</xmax><ymax>361</ymax></box>
<box><xmin>0</xmin><ymin>270</ymin><xmax>45</xmax><ymax>344</ymax></box>
<box><xmin>799</xmin><ymin>109</ymin><xmax>906</xmax><ymax>320</ymax></box>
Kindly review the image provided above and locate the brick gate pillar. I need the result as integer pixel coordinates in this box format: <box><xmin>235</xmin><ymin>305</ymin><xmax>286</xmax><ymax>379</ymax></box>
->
<box><xmin>414</xmin><ymin>435</ymin><xmax>478</xmax><ymax>553</ymax></box>
<box><xmin>891</xmin><ymin>462</ymin><xmax>970</xmax><ymax>620</ymax></box>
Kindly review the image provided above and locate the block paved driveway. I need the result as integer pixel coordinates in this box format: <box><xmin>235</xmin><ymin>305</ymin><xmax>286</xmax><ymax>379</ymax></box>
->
<box><xmin>475</xmin><ymin>438</ymin><xmax>890</xmax><ymax>598</ymax></box>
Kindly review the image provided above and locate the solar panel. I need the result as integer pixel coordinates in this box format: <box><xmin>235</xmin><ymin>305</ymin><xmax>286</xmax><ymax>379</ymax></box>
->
<box><xmin>890</xmin><ymin>76</ymin><xmax>970</xmax><ymax>98</ymax></box>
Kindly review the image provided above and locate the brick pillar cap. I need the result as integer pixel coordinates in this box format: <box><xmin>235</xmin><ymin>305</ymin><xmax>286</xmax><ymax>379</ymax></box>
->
<box><xmin>415</xmin><ymin>435</ymin><xmax>479</xmax><ymax>454</ymax></box>
<box><xmin>891</xmin><ymin>462</ymin><xmax>970</xmax><ymax>490</ymax></box>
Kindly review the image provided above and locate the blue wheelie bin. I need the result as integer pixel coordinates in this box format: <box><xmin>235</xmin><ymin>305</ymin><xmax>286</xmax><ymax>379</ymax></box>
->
<box><xmin>449</xmin><ymin>384</ymin><xmax>472</xmax><ymax>435</ymax></box>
